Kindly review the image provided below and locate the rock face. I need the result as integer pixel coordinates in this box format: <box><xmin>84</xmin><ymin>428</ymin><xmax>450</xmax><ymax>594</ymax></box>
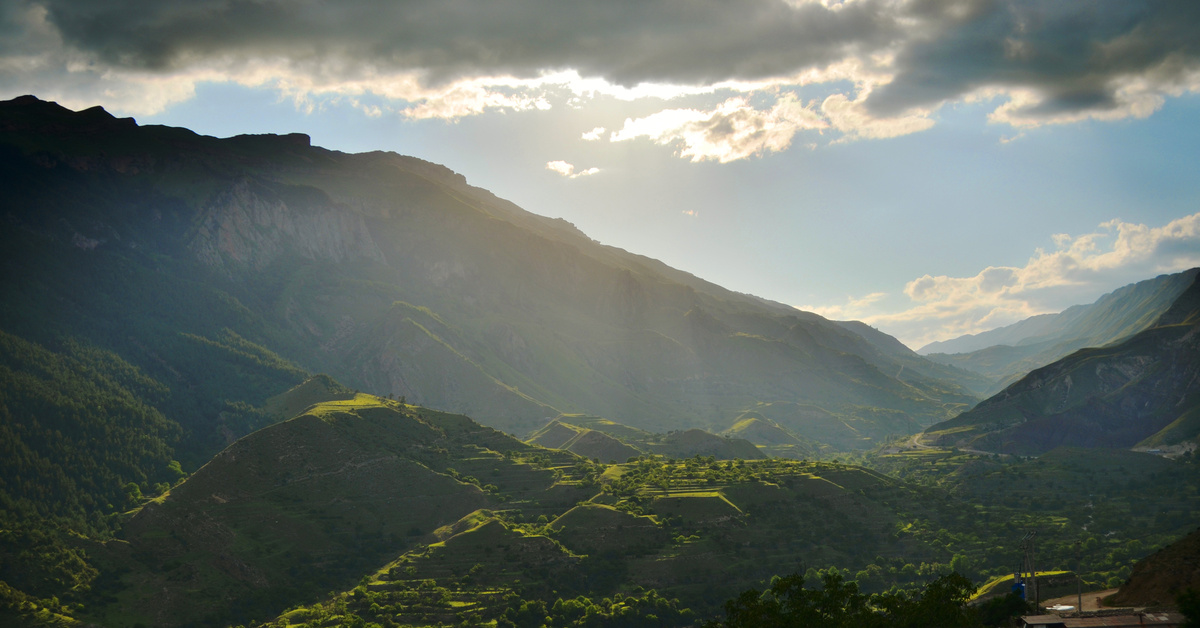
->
<box><xmin>924</xmin><ymin>273</ymin><xmax>1200</xmax><ymax>455</ymax></box>
<box><xmin>189</xmin><ymin>180</ymin><xmax>386</xmax><ymax>272</ymax></box>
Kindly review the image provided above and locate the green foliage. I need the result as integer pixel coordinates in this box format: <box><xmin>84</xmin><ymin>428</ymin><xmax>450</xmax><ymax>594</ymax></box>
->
<box><xmin>864</xmin><ymin>445</ymin><xmax>1200</xmax><ymax>587</ymax></box>
<box><xmin>707</xmin><ymin>571</ymin><xmax>980</xmax><ymax>628</ymax></box>
<box><xmin>975</xmin><ymin>592</ymin><xmax>1032</xmax><ymax>627</ymax></box>
<box><xmin>0</xmin><ymin>580</ymin><xmax>82</xmax><ymax>627</ymax></box>
<box><xmin>0</xmin><ymin>527</ymin><xmax>97</xmax><ymax>599</ymax></box>
<box><xmin>0</xmin><ymin>331</ymin><xmax>178</xmax><ymax>533</ymax></box>
<box><xmin>500</xmin><ymin>590</ymin><xmax>694</xmax><ymax>628</ymax></box>
<box><xmin>1179</xmin><ymin>588</ymin><xmax>1200</xmax><ymax>628</ymax></box>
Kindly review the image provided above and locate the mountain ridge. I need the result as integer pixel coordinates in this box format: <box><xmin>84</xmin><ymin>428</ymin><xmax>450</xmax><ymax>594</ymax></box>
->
<box><xmin>920</xmin><ymin>269</ymin><xmax>1199</xmax><ymax>395</ymax></box>
<box><xmin>0</xmin><ymin>95</ymin><xmax>977</xmax><ymax>448</ymax></box>
<box><xmin>922</xmin><ymin>271</ymin><xmax>1200</xmax><ymax>454</ymax></box>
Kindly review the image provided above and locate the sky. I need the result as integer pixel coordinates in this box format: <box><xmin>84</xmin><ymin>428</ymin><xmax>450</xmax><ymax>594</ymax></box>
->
<box><xmin>3</xmin><ymin>0</ymin><xmax>1200</xmax><ymax>349</ymax></box>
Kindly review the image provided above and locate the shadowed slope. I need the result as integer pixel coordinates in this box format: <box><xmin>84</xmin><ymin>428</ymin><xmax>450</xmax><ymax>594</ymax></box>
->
<box><xmin>91</xmin><ymin>395</ymin><xmax>581</xmax><ymax>627</ymax></box>
<box><xmin>924</xmin><ymin>273</ymin><xmax>1200</xmax><ymax>455</ymax></box>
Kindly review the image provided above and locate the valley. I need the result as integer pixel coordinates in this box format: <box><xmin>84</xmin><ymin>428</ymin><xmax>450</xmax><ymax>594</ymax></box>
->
<box><xmin>1</xmin><ymin>96</ymin><xmax>1197</xmax><ymax>627</ymax></box>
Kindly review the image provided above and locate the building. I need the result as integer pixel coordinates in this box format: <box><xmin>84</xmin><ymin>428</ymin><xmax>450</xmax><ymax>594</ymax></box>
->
<box><xmin>1020</xmin><ymin>612</ymin><xmax>1185</xmax><ymax>628</ymax></box>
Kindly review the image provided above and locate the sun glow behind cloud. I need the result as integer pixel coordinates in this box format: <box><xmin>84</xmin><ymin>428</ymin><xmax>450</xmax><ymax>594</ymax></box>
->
<box><xmin>803</xmin><ymin>213</ymin><xmax>1200</xmax><ymax>349</ymax></box>
<box><xmin>7</xmin><ymin>1</ymin><xmax>1200</xmax><ymax>161</ymax></box>
<box><xmin>610</xmin><ymin>94</ymin><xmax>827</xmax><ymax>163</ymax></box>
<box><xmin>545</xmin><ymin>160</ymin><xmax>599</xmax><ymax>179</ymax></box>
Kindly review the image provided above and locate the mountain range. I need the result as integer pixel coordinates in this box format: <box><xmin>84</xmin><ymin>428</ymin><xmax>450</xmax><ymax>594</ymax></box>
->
<box><xmin>922</xmin><ymin>270</ymin><xmax>1200</xmax><ymax>455</ymax></box>
<box><xmin>920</xmin><ymin>269</ymin><xmax>1199</xmax><ymax>394</ymax></box>
<box><xmin>0</xmin><ymin>94</ymin><xmax>980</xmax><ymax>462</ymax></box>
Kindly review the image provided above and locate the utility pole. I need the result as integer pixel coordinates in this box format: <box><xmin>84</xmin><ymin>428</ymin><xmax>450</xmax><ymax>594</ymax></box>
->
<box><xmin>1076</xmin><ymin>541</ymin><xmax>1083</xmax><ymax>614</ymax></box>
<box><xmin>1031</xmin><ymin>531</ymin><xmax>1038</xmax><ymax>608</ymax></box>
<box><xmin>1020</xmin><ymin>530</ymin><xmax>1038</xmax><ymax>607</ymax></box>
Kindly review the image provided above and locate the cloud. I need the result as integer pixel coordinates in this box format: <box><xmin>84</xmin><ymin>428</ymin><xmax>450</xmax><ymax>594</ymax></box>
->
<box><xmin>545</xmin><ymin>160</ymin><xmax>599</xmax><ymax>179</ymax></box>
<box><xmin>799</xmin><ymin>291</ymin><xmax>888</xmax><ymax>321</ymax></box>
<box><xmin>28</xmin><ymin>0</ymin><xmax>901</xmax><ymax>88</ymax></box>
<box><xmin>821</xmin><ymin>89</ymin><xmax>935</xmax><ymax>141</ymax></box>
<box><xmin>805</xmin><ymin>212</ymin><xmax>1200</xmax><ymax>348</ymax></box>
<box><xmin>4</xmin><ymin>0</ymin><xmax>1200</xmax><ymax>149</ymax></box>
<box><xmin>866</xmin><ymin>2</ymin><xmax>1200</xmax><ymax>127</ymax></box>
<box><xmin>581</xmin><ymin>126</ymin><xmax>606</xmax><ymax>141</ymax></box>
<box><xmin>610</xmin><ymin>94</ymin><xmax>827</xmax><ymax>162</ymax></box>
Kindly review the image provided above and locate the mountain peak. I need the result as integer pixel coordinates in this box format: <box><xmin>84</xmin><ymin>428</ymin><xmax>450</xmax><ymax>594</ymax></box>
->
<box><xmin>0</xmin><ymin>94</ymin><xmax>137</xmax><ymax>132</ymax></box>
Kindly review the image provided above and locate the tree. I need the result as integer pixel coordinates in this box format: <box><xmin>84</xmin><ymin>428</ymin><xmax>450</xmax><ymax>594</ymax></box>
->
<box><xmin>1178</xmin><ymin>589</ymin><xmax>1200</xmax><ymax>628</ymax></box>
<box><xmin>707</xmin><ymin>572</ymin><xmax>982</xmax><ymax>628</ymax></box>
<box><xmin>873</xmin><ymin>573</ymin><xmax>980</xmax><ymax>628</ymax></box>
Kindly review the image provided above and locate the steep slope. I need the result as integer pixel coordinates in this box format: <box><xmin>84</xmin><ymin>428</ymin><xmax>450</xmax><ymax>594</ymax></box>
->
<box><xmin>0</xmin><ymin>95</ymin><xmax>977</xmax><ymax>448</ymax></box>
<box><xmin>0</xmin><ymin>332</ymin><xmax>182</xmax><ymax>530</ymax></box>
<box><xmin>922</xmin><ymin>269</ymin><xmax>1199</xmax><ymax>392</ymax></box>
<box><xmin>923</xmin><ymin>273</ymin><xmax>1200</xmax><ymax>455</ymax></box>
<box><xmin>836</xmin><ymin>320</ymin><xmax>995</xmax><ymax>396</ymax></box>
<box><xmin>724</xmin><ymin>414</ymin><xmax>823</xmax><ymax>458</ymax></box>
<box><xmin>89</xmin><ymin>395</ymin><xmax>588</xmax><ymax>627</ymax></box>
<box><xmin>1107</xmin><ymin>527</ymin><xmax>1200</xmax><ymax>607</ymax></box>
<box><xmin>550</xmin><ymin>425</ymin><xmax>643</xmax><ymax>463</ymax></box>
<box><xmin>528</xmin><ymin>416</ymin><xmax>765</xmax><ymax>461</ymax></box>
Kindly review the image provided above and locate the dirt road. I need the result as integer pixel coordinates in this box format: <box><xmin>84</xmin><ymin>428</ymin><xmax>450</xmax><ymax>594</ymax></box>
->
<box><xmin>1041</xmin><ymin>588</ymin><xmax>1121</xmax><ymax>613</ymax></box>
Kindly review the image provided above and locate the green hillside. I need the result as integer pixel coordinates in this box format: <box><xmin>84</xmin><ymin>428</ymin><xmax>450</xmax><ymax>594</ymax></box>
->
<box><xmin>85</xmin><ymin>395</ymin><xmax>588</xmax><ymax>626</ymax></box>
<box><xmin>528</xmin><ymin>415</ymin><xmax>765</xmax><ymax>462</ymax></box>
<box><xmin>724</xmin><ymin>413</ymin><xmax>824</xmax><ymax>458</ymax></box>
<box><xmin>3</xmin><ymin>389</ymin><xmax>1195</xmax><ymax>626</ymax></box>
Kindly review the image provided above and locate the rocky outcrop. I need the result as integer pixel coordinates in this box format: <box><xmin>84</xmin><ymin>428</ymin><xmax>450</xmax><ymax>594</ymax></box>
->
<box><xmin>189</xmin><ymin>180</ymin><xmax>385</xmax><ymax>272</ymax></box>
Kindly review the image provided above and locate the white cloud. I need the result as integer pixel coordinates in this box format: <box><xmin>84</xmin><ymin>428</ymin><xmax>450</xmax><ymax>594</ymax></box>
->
<box><xmin>821</xmin><ymin>89</ymin><xmax>935</xmax><ymax>141</ymax></box>
<box><xmin>400</xmin><ymin>79</ymin><xmax>552</xmax><ymax>120</ymax></box>
<box><xmin>799</xmin><ymin>292</ymin><xmax>887</xmax><ymax>321</ymax></box>
<box><xmin>804</xmin><ymin>213</ymin><xmax>1200</xmax><ymax>348</ymax></box>
<box><xmin>581</xmin><ymin>126</ymin><xmax>606</xmax><ymax>141</ymax></box>
<box><xmin>545</xmin><ymin>160</ymin><xmax>599</xmax><ymax>179</ymax></box>
<box><xmin>610</xmin><ymin>94</ymin><xmax>827</xmax><ymax>163</ymax></box>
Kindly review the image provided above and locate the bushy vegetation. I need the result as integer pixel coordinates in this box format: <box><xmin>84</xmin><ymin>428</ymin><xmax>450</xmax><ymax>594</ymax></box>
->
<box><xmin>706</xmin><ymin>571</ymin><xmax>984</xmax><ymax>628</ymax></box>
<box><xmin>0</xmin><ymin>331</ymin><xmax>180</xmax><ymax>533</ymax></box>
<box><xmin>251</xmin><ymin>584</ymin><xmax>694</xmax><ymax>628</ymax></box>
<box><xmin>863</xmin><ymin>443</ymin><xmax>1200</xmax><ymax>589</ymax></box>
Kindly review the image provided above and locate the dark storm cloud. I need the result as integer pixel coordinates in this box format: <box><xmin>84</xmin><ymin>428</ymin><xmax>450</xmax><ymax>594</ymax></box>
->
<box><xmin>19</xmin><ymin>0</ymin><xmax>1200</xmax><ymax>121</ymax></box>
<box><xmin>866</xmin><ymin>0</ymin><xmax>1200</xmax><ymax>119</ymax></box>
<box><xmin>34</xmin><ymin>0</ymin><xmax>903</xmax><ymax>86</ymax></box>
